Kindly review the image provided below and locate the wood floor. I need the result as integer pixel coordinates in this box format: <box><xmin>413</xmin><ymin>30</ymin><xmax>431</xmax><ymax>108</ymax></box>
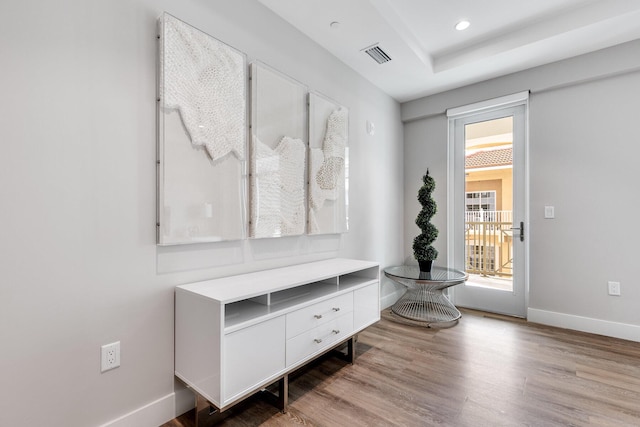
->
<box><xmin>162</xmin><ymin>309</ymin><xmax>640</xmax><ymax>426</ymax></box>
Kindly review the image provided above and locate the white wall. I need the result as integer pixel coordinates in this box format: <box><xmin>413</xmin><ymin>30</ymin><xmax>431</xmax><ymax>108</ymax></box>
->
<box><xmin>529</xmin><ymin>71</ymin><xmax>640</xmax><ymax>329</ymax></box>
<box><xmin>0</xmin><ymin>1</ymin><xmax>404</xmax><ymax>426</ymax></box>
<box><xmin>402</xmin><ymin>40</ymin><xmax>640</xmax><ymax>339</ymax></box>
<box><xmin>403</xmin><ymin>116</ymin><xmax>449</xmax><ymax>269</ymax></box>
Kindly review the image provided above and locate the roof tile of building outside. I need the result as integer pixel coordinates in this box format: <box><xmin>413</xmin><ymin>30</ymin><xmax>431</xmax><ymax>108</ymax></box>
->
<box><xmin>466</xmin><ymin>147</ymin><xmax>512</xmax><ymax>169</ymax></box>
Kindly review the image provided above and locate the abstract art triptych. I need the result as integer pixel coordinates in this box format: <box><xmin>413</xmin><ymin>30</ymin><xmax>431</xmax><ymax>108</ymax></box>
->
<box><xmin>157</xmin><ymin>13</ymin><xmax>347</xmax><ymax>245</ymax></box>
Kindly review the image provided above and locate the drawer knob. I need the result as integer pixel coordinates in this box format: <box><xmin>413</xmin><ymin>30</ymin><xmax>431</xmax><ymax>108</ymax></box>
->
<box><xmin>332</xmin><ymin>329</ymin><xmax>340</xmax><ymax>335</ymax></box>
<box><xmin>314</xmin><ymin>314</ymin><xmax>323</xmax><ymax>319</ymax></box>
<box><xmin>314</xmin><ymin>338</ymin><xmax>323</xmax><ymax>344</ymax></box>
<box><xmin>332</xmin><ymin>307</ymin><xmax>340</xmax><ymax>312</ymax></box>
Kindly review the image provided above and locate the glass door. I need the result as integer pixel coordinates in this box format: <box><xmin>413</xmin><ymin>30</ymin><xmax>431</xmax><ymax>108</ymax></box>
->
<box><xmin>448</xmin><ymin>102</ymin><xmax>527</xmax><ymax>317</ymax></box>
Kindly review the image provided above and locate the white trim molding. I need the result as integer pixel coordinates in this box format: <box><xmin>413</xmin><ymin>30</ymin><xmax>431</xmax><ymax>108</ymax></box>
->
<box><xmin>99</xmin><ymin>388</ymin><xmax>194</xmax><ymax>427</ymax></box>
<box><xmin>380</xmin><ymin>288</ymin><xmax>404</xmax><ymax>310</ymax></box>
<box><xmin>446</xmin><ymin>91</ymin><xmax>529</xmax><ymax>118</ymax></box>
<box><xmin>528</xmin><ymin>308</ymin><xmax>640</xmax><ymax>343</ymax></box>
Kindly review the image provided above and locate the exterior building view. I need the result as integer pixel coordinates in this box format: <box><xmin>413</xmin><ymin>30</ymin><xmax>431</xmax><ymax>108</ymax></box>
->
<box><xmin>465</xmin><ymin>118</ymin><xmax>514</xmax><ymax>289</ymax></box>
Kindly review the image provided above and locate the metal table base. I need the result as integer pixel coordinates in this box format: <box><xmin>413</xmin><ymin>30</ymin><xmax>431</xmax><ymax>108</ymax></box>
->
<box><xmin>385</xmin><ymin>266</ymin><xmax>467</xmax><ymax>327</ymax></box>
<box><xmin>391</xmin><ymin>286</ymin><xmax>461</xmax><ymax>324</ymax></box>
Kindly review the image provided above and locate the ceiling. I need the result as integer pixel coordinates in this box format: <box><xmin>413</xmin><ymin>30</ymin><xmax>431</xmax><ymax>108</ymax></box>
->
<box><xmin>258</xmin><ymin>0</ymin><xmax>640</xmax><ymax>102</ymax></box>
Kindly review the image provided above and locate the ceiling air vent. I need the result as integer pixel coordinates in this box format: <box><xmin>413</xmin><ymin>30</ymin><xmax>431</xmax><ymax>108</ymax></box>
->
<box><xmin>363</xmin><ymin>44</ymin><xmax>392</xmax><ymax>64</ymax></box>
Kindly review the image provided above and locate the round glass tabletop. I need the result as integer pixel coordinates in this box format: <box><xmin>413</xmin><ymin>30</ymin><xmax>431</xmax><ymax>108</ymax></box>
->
<box><xmin>384</xmin><ymin>265</ymin><xmax>467</xmax><ymax>284</ymax></box>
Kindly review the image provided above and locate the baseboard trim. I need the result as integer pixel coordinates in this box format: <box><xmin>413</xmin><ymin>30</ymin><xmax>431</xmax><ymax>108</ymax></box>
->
<box><xmin>99</xmin><ymin>387</ymin><xmax>194</xmax><ymax>427</ymax></box>
<box><xmin>527</xmin><ymin>308</ymin><xmax>640</xmax><ymax>343</ymax></box>
<box><xmin>380</xmin><ymin>289</ymin><xmax>403</xmax><ymax>310</ymax></box>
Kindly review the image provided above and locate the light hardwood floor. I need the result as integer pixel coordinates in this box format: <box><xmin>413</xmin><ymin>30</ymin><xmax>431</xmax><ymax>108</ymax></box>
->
<box><xmin>163</xmin><ymin>309</ymin><xmax>640</xmax><ymax>426</ymax></box>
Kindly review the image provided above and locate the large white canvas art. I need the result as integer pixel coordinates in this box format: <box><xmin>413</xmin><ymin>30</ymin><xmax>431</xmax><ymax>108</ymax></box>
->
<box><xmin>250</xmin><ymin>63</ymin><xmax>307</xmax><ymax>238</ymax></box>
<box><xmin>308</xmin><ymin>92</ymin><xmax>348</xmax><ymax>234</ymax></box>
<box><xmin>157</xmin><ymin>13</ymin><xmax>247</xmax><ymax>245</ymax></box>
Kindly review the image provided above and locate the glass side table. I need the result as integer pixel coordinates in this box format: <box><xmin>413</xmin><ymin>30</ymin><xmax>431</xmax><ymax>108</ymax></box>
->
<box><xmin>384</xmin><ymin>266</ymin><xmax>468</xmax><ymax>327</ymax></box>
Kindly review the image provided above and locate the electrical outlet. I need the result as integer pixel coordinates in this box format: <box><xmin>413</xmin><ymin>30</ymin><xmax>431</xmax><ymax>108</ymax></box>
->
<box><xmin>607</xmin><ymin>281</ymin><xmax>621</xmax><ymax>296</ymax></box>
<box><xmin>101</xmin><ymin>341</ymin><xmax>121</xmax><ymax>372</ymax></box>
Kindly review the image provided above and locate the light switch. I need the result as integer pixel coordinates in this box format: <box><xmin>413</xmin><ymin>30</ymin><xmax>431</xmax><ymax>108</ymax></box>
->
<box><xmin>544</xmin><ymin>206</ymin><xmax>555</xmax><ymax>219</ymax></box>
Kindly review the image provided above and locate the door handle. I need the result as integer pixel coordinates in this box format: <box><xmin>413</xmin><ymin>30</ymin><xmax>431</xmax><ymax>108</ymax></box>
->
<box><xmin>510</xmin><ymin>221</ymin><xmax>524</xmax><ymax>242</ymax></box>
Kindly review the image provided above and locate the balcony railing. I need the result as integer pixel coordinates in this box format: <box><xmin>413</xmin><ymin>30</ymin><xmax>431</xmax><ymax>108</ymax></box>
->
<box><xmin>465</xmin><ymin>210</ymin><xmax>512</xmax><ymax>223</ymax></box>
<box><xmin>465</xmin><ymin>210</ymin><xmax>513</xmax><ymax>278</ymax></box>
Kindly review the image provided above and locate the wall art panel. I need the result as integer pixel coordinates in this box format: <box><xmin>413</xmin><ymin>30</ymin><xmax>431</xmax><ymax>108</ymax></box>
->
<box><xmin>250</xmin><ymin>63</ymin><xmax>307</xmax><ymax>238</ymax></box>
<box><xmin>308</xmin><ymin>92</ymin><xmax>349</xmax><ymax>234</ymax></box>
<box><xmin>157</xmin><ymin>13</ymin><xmax>247</xmax><ymax>245</ymax></box>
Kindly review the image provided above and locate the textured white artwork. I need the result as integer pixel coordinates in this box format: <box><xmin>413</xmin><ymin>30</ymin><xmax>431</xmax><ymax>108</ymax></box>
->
<box><xmin>160</xmin><ymin>13</ymin><xmax>245</xmax><ymax>160</ymax></box>
<box><xmin>310</xmin><ymin>107</ymin><xmax>347</xmax><ymax>210</ymax></box>
<box><xmin>157</xmin><ymin>13</ymin><xmax>247</xmax><ymax>245</ymax></box>
<box><xmin>308</xmin><ymin>93</ymin><xmax>348</xmax><ymax>234</ymax></box>
<box><xmin>251</xmin><ymin>137</ymin><xmax>306</xmax><ymax>237</ymax></box>
<box><xmin>250</xmin><ymin>63</ymin><xmax>307</xmax><ymax>238</ymax></box>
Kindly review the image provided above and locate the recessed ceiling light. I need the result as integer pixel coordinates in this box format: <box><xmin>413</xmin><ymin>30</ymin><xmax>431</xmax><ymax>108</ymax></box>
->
<box><xmin>330</xmin><ymin>21</ymin><xmax>341</xmax><ymax>29</ymax></box>
<box><xmin>455</xmin><ymin>20</ymin><xmax>470</xmax><ymax>31</ymax></box>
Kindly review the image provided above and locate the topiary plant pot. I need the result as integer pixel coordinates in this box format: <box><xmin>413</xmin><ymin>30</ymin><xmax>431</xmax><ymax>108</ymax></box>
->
<box><xmin>418</xmin><ymin>260</ymin><xmax>433</xmax><ymax>273</ymax></box>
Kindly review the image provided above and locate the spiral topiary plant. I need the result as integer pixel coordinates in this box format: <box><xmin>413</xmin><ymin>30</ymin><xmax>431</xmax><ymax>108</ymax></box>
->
<box><xmin>413</xmin><ymin>169</ymin><xmax>438</xmax><ymax>272</ymax></box>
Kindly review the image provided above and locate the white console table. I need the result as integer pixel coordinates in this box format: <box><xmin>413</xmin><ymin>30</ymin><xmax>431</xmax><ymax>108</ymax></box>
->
<box><xmin>175</xmin><ymin>258</ymin><xmax>380</xmax><ymax>424</ymax></box>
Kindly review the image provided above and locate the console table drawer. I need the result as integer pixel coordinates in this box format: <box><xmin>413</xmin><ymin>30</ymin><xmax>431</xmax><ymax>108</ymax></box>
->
<box><xmin>286</xmin><ymin>312</ymin><xmax>353</xmax><ymax>367</ymax></box>
<box><xmin>286</xmin><ymin>293</ymin><xmax>353</xmax><ymax>339</ymax></box>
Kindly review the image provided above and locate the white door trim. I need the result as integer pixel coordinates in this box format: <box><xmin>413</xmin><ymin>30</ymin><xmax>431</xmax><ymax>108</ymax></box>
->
<box><xmin>447</xmin><ymin>91</ymin><xmax>530</xmax><ymax>118</ymax></box>
<box><xmin>447</xmin><ymin>94</ymin><xmax>530</xmax><ymax>317</ymax></box>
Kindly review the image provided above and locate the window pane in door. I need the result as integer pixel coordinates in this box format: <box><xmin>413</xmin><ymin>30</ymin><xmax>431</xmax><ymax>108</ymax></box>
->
<box><xmin>464</xmin><ymin>117</ymin><xmax>513</xmax><ymax>292</ymax></box>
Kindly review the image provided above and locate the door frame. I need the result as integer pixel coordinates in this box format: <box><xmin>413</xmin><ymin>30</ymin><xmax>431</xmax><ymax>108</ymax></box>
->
<box><xmin>446</xmin><ymin>91</ymin><xmax>530</xmax><ymax>317</ymax></box>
